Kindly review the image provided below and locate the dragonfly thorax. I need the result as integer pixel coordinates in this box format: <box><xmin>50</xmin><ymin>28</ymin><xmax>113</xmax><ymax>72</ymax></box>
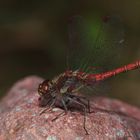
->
<box><xmin>38</xmin><ymin>70</ymin><xmax>89</xmax><ymax>104</ymax></box>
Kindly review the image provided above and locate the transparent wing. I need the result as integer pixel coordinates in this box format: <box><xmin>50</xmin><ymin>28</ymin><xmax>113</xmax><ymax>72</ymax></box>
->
<box><xmin>67</xmin><ymin>15</ymin><xmax>125</xmax><ymax>73</ymax></box>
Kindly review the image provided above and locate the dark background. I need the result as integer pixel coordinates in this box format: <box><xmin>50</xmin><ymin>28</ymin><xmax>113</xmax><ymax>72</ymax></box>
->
<box><xmin>0</xmin><ymin>0</ymin><xmax>140</xmax><ymax>106</ymax></box>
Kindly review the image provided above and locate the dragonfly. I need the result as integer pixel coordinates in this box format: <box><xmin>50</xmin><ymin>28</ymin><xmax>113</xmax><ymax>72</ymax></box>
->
<box><xmin>38</xmin><ymin>15</ymin><xmax>140</xmax><ymax>135</ymax></box>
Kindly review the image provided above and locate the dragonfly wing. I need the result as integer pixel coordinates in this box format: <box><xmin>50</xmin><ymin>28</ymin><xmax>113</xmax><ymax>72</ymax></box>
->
<box><xmin>63</xmin><ymin>75</ymin><xmax>109</xmax><ymax>98</ymax></box>
<box><xmin>67</xmin><ymin>16</ymin><xmax>90</xmax><ymax>71</ymax></box>
<box><xmin>67</xmin><ymin>15</ymin><xmax>125</xmax><ymax>73</ymax></box>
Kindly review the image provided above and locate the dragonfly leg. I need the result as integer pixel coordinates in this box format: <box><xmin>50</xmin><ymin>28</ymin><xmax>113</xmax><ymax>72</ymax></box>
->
<box><xmin>76</xmin><ymin>96</ymin><xmax>90</xmax><ymax>113</ymax></box>
<box><xmin>51</xmin><ymin>98</ymin><xmax>69</xmax><ymax>121</ymax></box>
<box><xmin>51</xmin><ymin>111</ymin><xmax>66</xmax><ymax>122</ymax></box>
<box><xmin>39</xmin><ymin>97</ymin><xmax>56</xmax><ymax>115</ymax></box>
<box><xmin>67</xmin><ymin>95</ymin><xmax>89</xmax><ymax>135</ymax></box>
<box><xmin>68</xmin><ymin>94</ymin><xmax>90</xmax><ymax>113</ymax></box>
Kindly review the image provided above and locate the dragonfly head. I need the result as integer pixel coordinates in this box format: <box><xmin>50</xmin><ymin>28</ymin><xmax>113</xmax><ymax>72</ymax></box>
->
<box><xmin>38</xmin><ymin>80</ymin><xmax>50</xmax><ymax>96</ymax></box>
<box><xmin>38</xmin><ymin>79</ymin><xmax>52</xmax><ymax>106</ymax></box>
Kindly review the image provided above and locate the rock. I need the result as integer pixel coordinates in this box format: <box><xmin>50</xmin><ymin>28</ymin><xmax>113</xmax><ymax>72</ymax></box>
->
<box><xmin>0</xmin><ymin>76</ymin><xmax>140</xmax><ymax>140</ymax></box>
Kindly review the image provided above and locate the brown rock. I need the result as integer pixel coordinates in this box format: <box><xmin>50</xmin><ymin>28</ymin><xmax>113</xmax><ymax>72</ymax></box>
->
<box><xmin>0</xmin><ymin>76</ymin><xmax>140</xmax><ymax>140</ymax></box>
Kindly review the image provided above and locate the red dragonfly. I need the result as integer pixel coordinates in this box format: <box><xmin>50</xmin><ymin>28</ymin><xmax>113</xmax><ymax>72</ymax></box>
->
<box><xmin>38</xmin><ymin>15</ymin><xmax>140</xmax><ymax>135</ymax></box>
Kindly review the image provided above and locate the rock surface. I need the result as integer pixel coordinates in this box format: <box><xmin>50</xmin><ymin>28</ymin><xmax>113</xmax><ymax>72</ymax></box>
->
<box><xmin>0</xmin><ymin>76</ymin><xmax>140</xmax><ymax>140</ymax></box>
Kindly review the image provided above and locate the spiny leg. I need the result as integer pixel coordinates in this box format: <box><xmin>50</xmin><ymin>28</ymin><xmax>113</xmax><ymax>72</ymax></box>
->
<box><xmin>61</xmin><ymin>98</ymin><xmax>68</xmax><ymax>112</ymax></box>
<box><xmin>52</xmin><ymin>98</ymin><xmax>69</xmax><ymax>121</ymax></box>
<box><xmin>39</xmin><ymin>97</ymin><xmax>56</xmax><ymax>115</ymax></box>
<box><xmin>67</xmin><ymin>96</ymin><xmax>89</xmax><ymax>135</ymax></box>
<box><xmin>52</xmin><ymin>111</ymin><xmax>66</xmax><ymax>121</ymax></box>
<box><xmin>76</xmin><ymin>96</ymin><xmax>90</xmax><ymax>113</ymax></box>
<box><xmin>70</xmin><ymin>84</ymin><xmax>91</xmax><ymax>113</ymax></box>
<box><xmin>68</xmin><ymin>94</ymin><xmax>90</xmax><ymax>113</ymax></box>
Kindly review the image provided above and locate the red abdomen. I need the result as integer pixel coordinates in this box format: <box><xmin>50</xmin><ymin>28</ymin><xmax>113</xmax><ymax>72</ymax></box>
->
<box><xmin>86</xmin><ymin>61</ymin><xmax>140</xmax><ymax>82</ymax></box>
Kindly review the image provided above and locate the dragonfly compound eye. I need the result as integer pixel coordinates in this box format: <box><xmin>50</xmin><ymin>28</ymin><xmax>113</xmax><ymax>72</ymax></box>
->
<box><xmin>38</xmin><ymin>80</ymin><xmax>50</xmax><ymax>96</ymax></box>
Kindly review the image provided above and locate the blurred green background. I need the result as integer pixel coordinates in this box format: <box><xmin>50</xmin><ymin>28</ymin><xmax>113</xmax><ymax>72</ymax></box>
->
<box><xmin>0</xmin><ymin>0</ymin><xmax>140</xmax><ymax>106</ymax></box>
